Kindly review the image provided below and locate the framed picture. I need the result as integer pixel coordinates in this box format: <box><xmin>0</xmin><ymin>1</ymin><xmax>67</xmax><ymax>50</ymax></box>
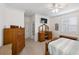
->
<box><xmin>55</xmin><ymin>23</ymin><xmax>59</xmax><ymax>31</ymax></box>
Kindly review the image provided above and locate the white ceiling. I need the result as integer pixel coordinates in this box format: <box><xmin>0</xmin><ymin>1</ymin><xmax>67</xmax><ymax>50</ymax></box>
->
<box><xmin>5</xmin><ymin>3</ymin><xmax>79</xmax><ymax>17</ymax></box>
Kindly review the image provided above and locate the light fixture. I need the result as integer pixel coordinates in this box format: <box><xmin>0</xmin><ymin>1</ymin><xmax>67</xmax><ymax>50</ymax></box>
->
<box><xmin>52</xmin><ymin>8</ymin><xmax>59</xmax><ymax>13</ymax></box>
<box><xmin>51</xmin><ymin>3</ymin><xmax>66</xmax><ymax>13</ymax></box>
<box><xmin>51</xmin><ymin>3</ymin><xmax>60</xmax><ymax>13</ymax></box>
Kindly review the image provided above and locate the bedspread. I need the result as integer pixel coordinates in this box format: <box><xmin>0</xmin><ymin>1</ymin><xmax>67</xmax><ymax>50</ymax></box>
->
<box><xmin>48</xmin><ymin>38</ymin><xmax>79</xmax><ymax>55</ymax></box>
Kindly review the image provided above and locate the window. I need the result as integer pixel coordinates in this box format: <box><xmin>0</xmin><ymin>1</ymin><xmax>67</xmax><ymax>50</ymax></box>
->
<box><xmin>60</xmin><ymin>16</ymin><xmax>78</xmax><ymax>35</ymax></box>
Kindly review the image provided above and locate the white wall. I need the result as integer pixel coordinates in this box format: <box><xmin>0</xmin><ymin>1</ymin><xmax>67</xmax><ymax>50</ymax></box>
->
<box><xmin>0</xmin><ymin>4</ymin><xmax>24</xmax><ymax>47</ymax></box>
<box><xmin>49</xmin><ymin>17</ymin><xmax>61</xmax><ymax>37</ymax></box>
<box><xmin>50</xmin><ymin>10</ymin><xmax>79</xmax><ymax>39</ymax></box>
<box><xmin>0</xmin><ymin>4</ymin><xmax>5</xmax><ymax>47</ymax></box>
<box><xmin>4</xmin><ymin>7</ymin><xmax>24</xmax><ymax>28</ymax></box>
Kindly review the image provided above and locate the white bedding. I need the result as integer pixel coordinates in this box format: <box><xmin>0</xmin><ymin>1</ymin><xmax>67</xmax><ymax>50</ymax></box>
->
<box><xmin>48</xmin><ymin>38</ymin><xmax>79</xmax><ymax>55</ymax></box>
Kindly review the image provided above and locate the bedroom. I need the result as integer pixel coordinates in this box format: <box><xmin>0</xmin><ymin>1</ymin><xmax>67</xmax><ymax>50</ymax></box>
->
<box><xmin>0</xmin><ymin>3</ymin><xmax>79</xmax><ymax>55</ymax></box>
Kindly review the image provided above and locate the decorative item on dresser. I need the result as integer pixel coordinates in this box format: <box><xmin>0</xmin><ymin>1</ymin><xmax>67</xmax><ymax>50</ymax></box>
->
<box><xmin>3</xmin><ymin>25</ymin><xmax>25</xmax><ymax>55</ymax></box>
<box><xmin>38</xmin><ymin>24</ymin><xmax>52</xmax><ymax>42</ymax></box>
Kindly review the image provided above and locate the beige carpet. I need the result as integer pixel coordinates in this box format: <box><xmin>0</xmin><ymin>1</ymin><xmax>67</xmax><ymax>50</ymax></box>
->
<box><xmin>19</xmin><ymin>39</ymin><xmax>45</xmax><ymax>55</ymax></box>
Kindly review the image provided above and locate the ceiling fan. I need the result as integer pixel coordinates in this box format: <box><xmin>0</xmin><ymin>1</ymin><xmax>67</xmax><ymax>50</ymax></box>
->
<box><xmin>48</xmin><ymin>3</ymin><xmax>66</xmax><ymax>13</ymax></box>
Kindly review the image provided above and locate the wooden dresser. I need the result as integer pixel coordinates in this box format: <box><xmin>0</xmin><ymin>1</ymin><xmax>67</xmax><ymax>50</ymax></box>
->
<box><xmin>3</xmin><ymin>28</ymin><xmax>25</xmax><ymax>55</ymax></box>
<box><xmin>38</xmin><ymin>24</ymin><xmax>52</xmax><ymax>42</ymax></box>
<box><xmin>38</xmin><ymin>31</ymin><xmax>52</xmax><ymax>42</ymax></box>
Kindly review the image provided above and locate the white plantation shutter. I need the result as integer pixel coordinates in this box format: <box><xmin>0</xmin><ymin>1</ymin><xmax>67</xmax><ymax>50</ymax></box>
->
<box><xmin>60</xmin><ymin>16</ymin><xmax>78</xmax><ymax>35</ymax></box>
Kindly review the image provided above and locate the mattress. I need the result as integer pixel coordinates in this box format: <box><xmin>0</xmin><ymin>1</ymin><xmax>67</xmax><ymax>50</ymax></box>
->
<box><xmin>0</xmin><ymin>44</ymin><xmax>12</xmax><ymax>55</ymax></box>
<box><xmin>48</xmin><ymin>38</ymin><xmax>79</xmax><ymax>55</ymax></box>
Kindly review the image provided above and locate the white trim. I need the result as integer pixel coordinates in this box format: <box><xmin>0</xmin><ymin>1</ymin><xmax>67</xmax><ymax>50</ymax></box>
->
<box><xmin>51</xmin><ymin>8</ymin><xmax>79</xmax><ymax>17</ymax></box>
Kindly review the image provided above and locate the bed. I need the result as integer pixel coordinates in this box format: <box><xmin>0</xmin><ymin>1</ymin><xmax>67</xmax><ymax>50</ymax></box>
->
<box><xmin>0</xmin><ymin>44</ymin><xmax>12</xmax><ymax>55</ymax></box>
<box><xmin>48</xmin><ymin>35</ymin><xmax>79</xmax><ymax>55</ymax></box>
